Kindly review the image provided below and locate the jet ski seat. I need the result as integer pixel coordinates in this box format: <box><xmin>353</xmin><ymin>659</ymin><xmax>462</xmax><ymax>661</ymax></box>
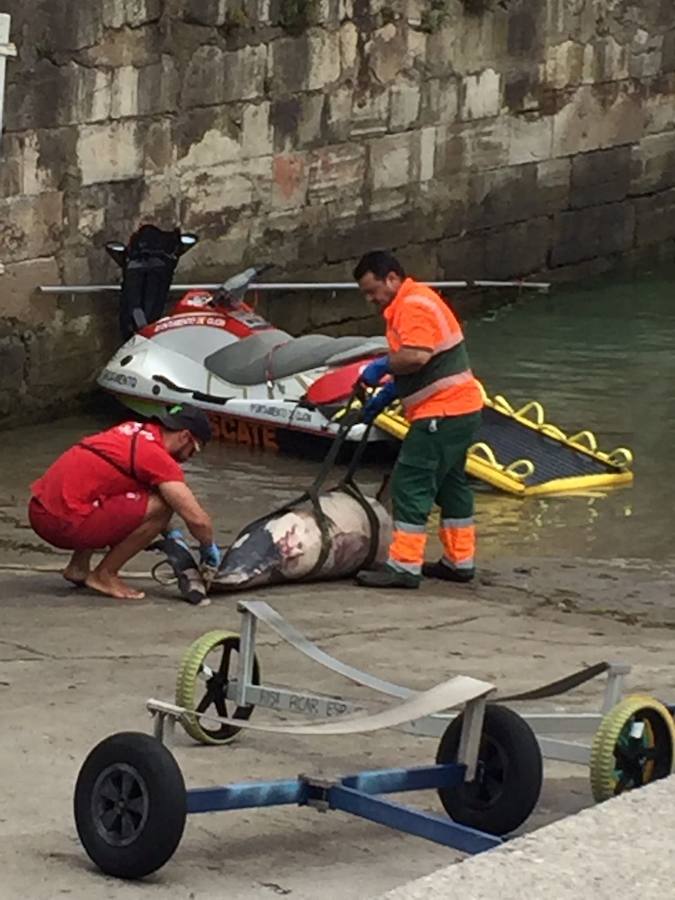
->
<box><xmin>205</xmin><ymin>330</ymin><xmax>387</xmax><ymax>385</ymax></box>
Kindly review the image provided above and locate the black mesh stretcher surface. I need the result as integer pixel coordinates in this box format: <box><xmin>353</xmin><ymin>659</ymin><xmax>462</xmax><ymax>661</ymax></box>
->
<box><xmin>477</xmin><ymin>408</ymin><xmax>618</xmax><ymax>487</ymax></box>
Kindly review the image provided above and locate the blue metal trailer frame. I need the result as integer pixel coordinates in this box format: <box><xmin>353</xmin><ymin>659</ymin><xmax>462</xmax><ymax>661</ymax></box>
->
<box><xmin>185</xmin><ymin>763</ymin><xmax>502</xmax><ymax>856</ymax></box>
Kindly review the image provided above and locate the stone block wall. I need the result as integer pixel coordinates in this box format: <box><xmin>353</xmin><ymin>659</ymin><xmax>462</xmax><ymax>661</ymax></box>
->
<box><xmin>1</xmin><ymin>0</ymin><xmax>674</xmax><ymax>422</ymax></box>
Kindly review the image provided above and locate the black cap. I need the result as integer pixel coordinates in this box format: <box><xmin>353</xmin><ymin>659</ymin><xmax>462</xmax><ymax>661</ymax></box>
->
<box><xmin>153</xmin><ymin>403</ymin><xmax>212</xmax><ymax>445</ymax></box>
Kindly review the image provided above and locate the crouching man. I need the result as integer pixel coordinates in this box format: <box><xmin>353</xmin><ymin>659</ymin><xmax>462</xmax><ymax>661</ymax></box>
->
<box><xmin>28</xmin><ymin>404</ymin><xmax>221</xmax><ymax>600</ymax></box>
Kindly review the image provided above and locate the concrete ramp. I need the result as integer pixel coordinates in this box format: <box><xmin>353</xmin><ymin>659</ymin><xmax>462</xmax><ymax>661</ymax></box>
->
<box><xmin>377</xmin><ymin>776</ymin><xmax>675</xmax><ymax>899</ymax></box>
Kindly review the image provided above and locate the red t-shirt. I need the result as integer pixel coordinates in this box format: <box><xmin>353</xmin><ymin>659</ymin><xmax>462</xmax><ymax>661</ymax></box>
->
<box><xmin>31</xmin><ymin>422</ymin><xmax>185</xmax><ymax>521</ymax></box>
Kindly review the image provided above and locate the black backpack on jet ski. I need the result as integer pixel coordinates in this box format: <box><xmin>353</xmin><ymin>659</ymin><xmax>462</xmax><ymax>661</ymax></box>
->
<box><xmin>105</xmin><ymin>224</ymin><xmax>198</xmax><ymax>340</ymax></box>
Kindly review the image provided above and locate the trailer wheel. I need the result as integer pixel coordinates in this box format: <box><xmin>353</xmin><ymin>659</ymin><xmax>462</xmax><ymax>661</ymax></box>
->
<box><xmin>74</xmin><ymin>732</ymin><xmax>186</xmax><ymax>879</ymax></box>
<box><xmin>436</xmin><ymin>704</ymin><xmax>542</xmax><ymax>835</ymax></box>
<box><xmin>176</xmin><ymin>630</ymin><xmax>261</xmax><ymax>745</ymax></box>
<box><xmin>590</xmin><ymin>694</ymin><xmax>675</xmax><ymax>802</ymax></box>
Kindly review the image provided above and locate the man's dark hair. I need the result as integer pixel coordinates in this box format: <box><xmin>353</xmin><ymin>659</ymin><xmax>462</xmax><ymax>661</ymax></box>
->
<box><xmin>353</xmin><ymin>250</ymin><xmax>406</xmax><ymax>282</ymax></box>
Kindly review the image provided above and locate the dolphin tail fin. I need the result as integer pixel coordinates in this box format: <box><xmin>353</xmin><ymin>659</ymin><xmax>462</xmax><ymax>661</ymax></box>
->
<box><xmin>150</xmin><ymin>536</ymin><xmax>209</xmax><ymax>606</ymax></box>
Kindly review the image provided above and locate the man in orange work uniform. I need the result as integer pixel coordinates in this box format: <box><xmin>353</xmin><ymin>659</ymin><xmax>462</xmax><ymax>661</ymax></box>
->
<box><xmin>353</xmin><ymin>251</ymin><xmax>483</xmax><ymax>589</ymax></box>
<box><xmin>28</xmin><ymin>404</ymin><xmax>220</xmax><ymax>601</ymax></box>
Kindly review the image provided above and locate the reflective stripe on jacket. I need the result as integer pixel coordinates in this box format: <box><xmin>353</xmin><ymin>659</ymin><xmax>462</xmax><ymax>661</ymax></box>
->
<box><xmin>383</xmin><ymin>278</ymin><xmax>483</xmax><ymax>420</ymax></box>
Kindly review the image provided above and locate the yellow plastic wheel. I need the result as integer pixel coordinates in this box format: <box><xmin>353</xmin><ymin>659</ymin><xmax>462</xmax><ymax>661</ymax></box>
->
<box><xmin>590</xmin><ymin>694</ymin><xmax>675</xmax><ymax>802</ymax></box>
<box><xmin>175</xmin><ymin>630</ymin><xmax>261</xmax><ymax>746</ymax></box>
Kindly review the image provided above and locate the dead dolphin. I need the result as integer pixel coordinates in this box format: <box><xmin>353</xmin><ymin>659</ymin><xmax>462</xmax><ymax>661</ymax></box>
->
<box><xmin>151</xmin><ymin>491</ymin><xmax>391</xmax><ymax>602</ymax></box>
<box><xmin>211</xmin><ymin>489</ymin><xmax>392</xmax><ymax>592</ymax></box>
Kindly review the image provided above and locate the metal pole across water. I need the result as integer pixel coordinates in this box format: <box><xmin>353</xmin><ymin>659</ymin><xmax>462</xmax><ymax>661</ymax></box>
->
<box><xmin>39</xmin><ymin>280</ymin><xmax>551</xmax><ymax>294</ymax></box>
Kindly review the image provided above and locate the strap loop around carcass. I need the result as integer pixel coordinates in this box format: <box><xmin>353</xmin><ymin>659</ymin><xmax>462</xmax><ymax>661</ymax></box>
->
<box><xmin>297</xmin><ymin>400</ymin><xmax>372</xmax><ymax>581</ymax></box>
<box><xmin>222</xmin><ymin>393</ymin><xmax>365</xmax><ymax>585</ymax></box>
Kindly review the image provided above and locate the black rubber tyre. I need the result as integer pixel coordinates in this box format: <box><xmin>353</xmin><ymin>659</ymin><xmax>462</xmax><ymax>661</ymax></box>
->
<box><xmin>74</xmin><ymin>732</ymin><xmax>187</xmax><ymax>879</ymax></box>
<box><xmin>436</xmin><ymin>704</ymin><xmax>543</xmax><ymax>835</ymax></box>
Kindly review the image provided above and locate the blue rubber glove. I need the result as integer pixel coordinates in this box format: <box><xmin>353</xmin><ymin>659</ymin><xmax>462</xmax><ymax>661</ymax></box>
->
<box><xmin>359</xmin><ymin>355</ymin><xmax>391</xmax><ymax>387</ymax></box>
<box><xmin>199</xmin><ymin>542</ymin><xmax>221</xmax><ymax>569</ymax></box>
<box><xmin>362</xmin><ymin>381</ymin><xmax>397</xmax><ymax>424</ymax></box>
<box><xmin>164</xmin><ymin>528</ymin><xmax>189</xmax><ymax>550</ymax></box>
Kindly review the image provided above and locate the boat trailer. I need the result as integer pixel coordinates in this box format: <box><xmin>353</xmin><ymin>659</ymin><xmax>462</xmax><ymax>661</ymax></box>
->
<box><xmin>73</xmin><ymin>599</ymin><xmax>675</xmax><ymax>880</ymax></box>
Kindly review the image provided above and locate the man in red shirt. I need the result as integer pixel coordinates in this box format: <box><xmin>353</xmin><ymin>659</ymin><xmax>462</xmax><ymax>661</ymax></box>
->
<box><xmin>28</xmin><ymin>404</ymin><xmax>220</xmax><ymax>601</ymax></box>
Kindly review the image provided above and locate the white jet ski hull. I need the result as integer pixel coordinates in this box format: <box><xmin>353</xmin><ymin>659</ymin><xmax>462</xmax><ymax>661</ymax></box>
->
<box><xmin>95</xmin><ymin>230</ymin><xmax>392</xmax><ymax>452</ymax></box>
<box><xmin>99</xmin><ymin>334</ymin><xmax>390</xmax><ymax>449</ymax></box>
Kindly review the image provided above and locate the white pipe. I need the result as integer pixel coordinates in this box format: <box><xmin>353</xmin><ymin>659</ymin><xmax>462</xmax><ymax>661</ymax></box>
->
<box><xmin>39</xmin><ymin>279</ymin><xmax>551</xmax><ymax>294</ymax></box>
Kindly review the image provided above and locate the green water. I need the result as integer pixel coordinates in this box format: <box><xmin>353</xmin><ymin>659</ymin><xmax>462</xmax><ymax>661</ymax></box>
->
<box><xmin>465</xmin><ymin>264</ymin><xmax>675</xmax><ymax>561</ymax></box>
<box><xmin>1</xmin><ymin>264</ymin><xmax>672</xmax><ymax>566</ymax></box>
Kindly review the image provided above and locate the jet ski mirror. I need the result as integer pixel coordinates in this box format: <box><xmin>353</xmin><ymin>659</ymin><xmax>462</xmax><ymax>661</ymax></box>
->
<box><xmin>178</xmin><ymin>233</ymin><xmax>199</xmax><ymax>256</ymax></box>
<box><xmin>105</xmin><ymin>241</ymin><xmax>127</xmax><ymax>268</ymax></box>
<box><xmin>216</xmin><ymin>264</ymin><xmax>273</xmax><ymax>304</ymax></box>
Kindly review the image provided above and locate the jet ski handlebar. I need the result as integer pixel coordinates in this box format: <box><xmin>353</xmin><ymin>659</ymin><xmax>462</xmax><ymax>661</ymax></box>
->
<box><xmin>214</xmin><ymin>263</ymin><xmax>274</xmax><ymax>303</ymax></box>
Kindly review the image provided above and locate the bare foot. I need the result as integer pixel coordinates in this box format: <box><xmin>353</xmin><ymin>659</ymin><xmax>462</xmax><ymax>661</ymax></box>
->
<box><xmin>63</xmin><ymin>550</ymin><xmax>94</xmax><ymax>586</ymax></box>
<box><xmin>63</xmin><ymin>567</ymin><xmax>88</xmax><ymax>587</ymax></box>
<box><xmin>85</xmin><ymin>570</ymin><xmax>145</xmax><ymax>601</ymax></box>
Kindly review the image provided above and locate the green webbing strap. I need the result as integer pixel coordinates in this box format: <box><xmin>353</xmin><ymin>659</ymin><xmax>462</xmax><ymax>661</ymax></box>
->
<box><xmin>334</xmin><ymin>418</ymin><xmax>381</xmax><ymax>570</ymax></box>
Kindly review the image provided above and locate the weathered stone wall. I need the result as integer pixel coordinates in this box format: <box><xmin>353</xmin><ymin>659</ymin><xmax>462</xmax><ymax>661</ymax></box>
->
<box><xmin>1</xmin><ymin>0</ymin><xmax>674</xmax><ymax>422</ymax></box>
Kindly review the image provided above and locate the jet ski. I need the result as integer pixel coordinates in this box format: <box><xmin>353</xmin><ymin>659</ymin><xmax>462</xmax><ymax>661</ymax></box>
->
<box><xmin>97</xmin><ymin>225</ymin><xmax>390</xmax><ymax>452</ymax></box>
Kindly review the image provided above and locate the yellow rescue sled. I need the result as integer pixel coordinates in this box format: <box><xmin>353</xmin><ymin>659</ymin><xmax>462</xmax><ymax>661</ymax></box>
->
<box><xmin>373</xmin><ymin>386</ymin><xmax>634</xmax><ymax>497</ymax></box>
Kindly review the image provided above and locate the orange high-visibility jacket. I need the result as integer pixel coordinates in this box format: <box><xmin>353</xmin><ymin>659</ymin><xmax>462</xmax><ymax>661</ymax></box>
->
<box><xmin>383</xmin><ymin>278</ymin><xmax>483</xmax><ymax>421</ymax></box>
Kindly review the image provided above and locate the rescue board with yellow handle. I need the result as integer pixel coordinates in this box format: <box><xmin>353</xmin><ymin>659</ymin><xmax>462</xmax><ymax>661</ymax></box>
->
<box><xmin>371</xmin><ymin>382</ymin><xmax>634</xmax><ymax>498</ymax></box>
